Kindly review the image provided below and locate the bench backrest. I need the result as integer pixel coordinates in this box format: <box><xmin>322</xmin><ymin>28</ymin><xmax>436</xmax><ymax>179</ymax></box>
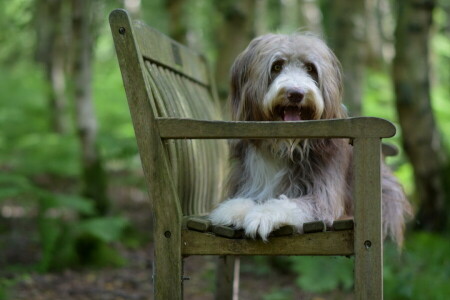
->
<box><xmin>110</xmin><ymin>10</ymin><xmax>227</xmax><ymax>216</ymax></box>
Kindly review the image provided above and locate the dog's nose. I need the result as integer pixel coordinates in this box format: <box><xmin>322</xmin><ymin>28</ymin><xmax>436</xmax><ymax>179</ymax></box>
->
<box><xmin>286</xmin><ymin>89</ymin><xmax>305</xmax><ymax>103</ymax></box>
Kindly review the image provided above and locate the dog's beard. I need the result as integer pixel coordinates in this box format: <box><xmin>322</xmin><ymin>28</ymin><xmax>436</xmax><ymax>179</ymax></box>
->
<box><xmin>266</xmin><ymin>138</ymin><xmax>311</xmax><ymax>162</ymax></box>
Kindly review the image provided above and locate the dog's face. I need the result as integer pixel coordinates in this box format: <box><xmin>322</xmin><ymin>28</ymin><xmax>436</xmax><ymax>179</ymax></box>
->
<box><xmin>230</xmin><ymin>34</ymin><xmax>345</xmax><ymax>122</ymax></box>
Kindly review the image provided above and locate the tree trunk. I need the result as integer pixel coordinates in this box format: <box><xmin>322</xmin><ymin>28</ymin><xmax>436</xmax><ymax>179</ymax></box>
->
<box><xmin>280</xmin><ymin>0</ymin><xmax>299</xmax><ymax>32</ymax></box>
<box><xmin>214</xmin><ymin>0</ymin><xmax>256</xmax><ymax>102</ymax></box>
<box><xmin>70</xmin><ymin>0</ymin><xmax>108</xmax><ymax>215</ymax></box>
<box><xmin>326</xmin><ymin>0</ymin><xmax>366</xmax><ymax>116</ymax></box>
<box><xmin>393</xmin><ymin>0</ymin><xmax>449</xmax><ymax>231</ymax></box>
<box><xmin>166</xmin><ymin>0</ymin><xmax>187</xmax><ymax>44</ymax></box>
<box><xmin>34</xmin><ymin>0</ymin><xmax>69</xmax><ymax>134</ymax></box>
<box><xmin>255</xmin><ymin>0</ymin><xmax>269</xmax><ymax>35</ymax></box>
<box><xmin>123</xmin><ymin>0</ymin><xmax>141</xmax><ymax>19</ymax></box>
<box><xmin>298</xmin><ymin>0</ymin><xmax>323</xmax><ymax>35</ymax></box>
<box><xmin>365</xmin><ymin>0</ymin><xmax>384</xmax><ymax>66</ymax></box>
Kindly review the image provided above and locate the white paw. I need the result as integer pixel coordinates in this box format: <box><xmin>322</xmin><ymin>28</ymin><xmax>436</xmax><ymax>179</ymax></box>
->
<box><xmin>209</xmin><ymin>198</ymin><xmax>256</xmax><ymax>228</ymax></box>
<box><xmin>243</xmin><ymin>197</ymin><xmax>312</xmax><ymax>241</ymax></box>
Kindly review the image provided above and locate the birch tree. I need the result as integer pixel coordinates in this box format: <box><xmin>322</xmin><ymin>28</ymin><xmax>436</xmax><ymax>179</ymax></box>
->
<box><xmin>298</xmin><ymin>0</ymin><xmax>323</xmax><ymax>35</ymax></box>
<box><xmin>34</xmin><ymin>0</ymin><xmax>69</xmax><ymax>134</ymax></box>
<box><xmin>70</xmin><ymin>0</ymin><xmax>108</xmax><ymax>215</ymax></box>
<box><xmin>214</xmin><ymin>0</ymin><xmax>256</xmax><ymax>102</ymax></box>
<box><xmin>326</xmin><ymin>0</ymin><xmax>366</xmax><ymax>116</ymax></box>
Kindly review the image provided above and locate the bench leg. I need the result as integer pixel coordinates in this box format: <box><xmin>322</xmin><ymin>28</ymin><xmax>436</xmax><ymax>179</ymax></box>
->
<box><xmin>353</xmin><ymin>137</ymin><xmax>383</xmax><ymax>299</ymax></box>
<box><xmin>153</xmin><ymin>229</ymin><xmax>183</xmax><ymax>299</ymax></box>
<box><xmin>215</xmin><ymin>256</ymin><xmax>240</xmax><ymax>300</ymax></box>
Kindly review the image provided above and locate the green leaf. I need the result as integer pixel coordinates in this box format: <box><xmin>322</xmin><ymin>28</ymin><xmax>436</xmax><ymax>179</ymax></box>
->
<box><xmin>289</xmin><ymin>256</ymin><xmax>354</xmax><ymax>293</ymax></box>
<box><xmin>50</xmin><ymin>194</ymin><xmax>96</xmax><ymax>216</ymax></box>
<box><xmin>76</xmin><ymin>217</ymin><xmax>128</xmax><ymax>243</ymax></box>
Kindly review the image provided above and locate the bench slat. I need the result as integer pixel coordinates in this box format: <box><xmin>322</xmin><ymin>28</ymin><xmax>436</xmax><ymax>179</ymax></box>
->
<box><xmin>182</xmin><ymin>229</ymin><xmax>354</xmax><ymax>256</ymax></box>
<box><xmin>157</xmin><ymin>117</ymin><xmax>396</xmax><ymax>139</ymax></box>
<box><xmin>133</xmin><ymin>20</ymin><xmax>210</xmax><ymax>86</ymax></box>
<box><xmin>303</xmin><ymin>221</ymin><xmax>327</xmax><ymax>233</ymax></box>
<box><xmin>186</xmin><ymin>217</ymin><xmax>212</xmax><ymax>232</ymax></box>
<box><xmin>143</xmin><ymin>61</ymin><xmax>227</xmax><ymax>215</ymax></box>
<box><xmin>333</xmin><ymin>219</ymin><xmax>355</xmax><ymax>231</ymax></box>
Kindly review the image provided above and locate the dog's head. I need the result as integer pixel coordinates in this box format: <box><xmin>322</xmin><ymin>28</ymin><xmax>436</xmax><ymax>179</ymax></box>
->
<box><xmin>230</xmin><ymin>33</ymin><xmax>345</xmax><ymax>122</ymax></box>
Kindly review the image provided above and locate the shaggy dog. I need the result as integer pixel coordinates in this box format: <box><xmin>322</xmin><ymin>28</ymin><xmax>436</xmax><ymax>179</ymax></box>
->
<box><xmin>209</xmin><ymin>33</ymin><xmax>412</xmax><ymax>246</ymax></box>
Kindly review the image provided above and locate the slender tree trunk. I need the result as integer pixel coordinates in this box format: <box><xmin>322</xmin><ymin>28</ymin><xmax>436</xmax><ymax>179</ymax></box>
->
<box><xmin>70</xmin><ymin>0</ymin><xmax>108</xmax><ymax>215</ymax></box>
<box><xmin>377</xmin><ymin>0</ymin><xmax>397</xmax><ymax>63</ymax></box>
<box><xmin>123</xmin><ymin>0</ymin><xmax>141</xmax><ymax>19</ymax></box>
<box><xmin>214</xmin><ymin>0</ymin><xmax>256</xmax><ymax>102</ymax></box>
<box><xmin>34</xmin><ymin>0</ymin><xmax>69</xmax><ymax>134</ymax></box>
<box><xmin>255</xmin><ymin>0</ymin><xmax>268</xmax><ymax>35</ymax></box>
<box><xmin>326</xmin><ymin>0</ymin><xmax>366</xmax><ymax>116</ymax></box>
<box><xmin>166</xmin><ymin>0</ymin><xmax>187</xmax><ymax>44</ymax></box>
<box><xmin>280</xmin><ymin>0</ymin><xmax>299</xmax><ymax>32</ymax></box>
<box><xmin>365</xmin><ymin>0</ymin><xmax>385</xmax><ymax>66</ymax></box>
<box><xmin>298</xmin><ymin>0</ymin><xmax>323</xmax><ymax>35</ymax></box>
<box><xmin>393</xmin><ymin>0</ymin><xmax>449</xmax><ymax>231</ymax></box>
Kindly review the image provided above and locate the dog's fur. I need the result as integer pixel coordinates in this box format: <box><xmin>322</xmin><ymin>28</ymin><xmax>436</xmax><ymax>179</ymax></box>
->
<box><xmin>209</xmin><ymin>33</ymin><xmax>412</xmax><ymax>246</ymax></box>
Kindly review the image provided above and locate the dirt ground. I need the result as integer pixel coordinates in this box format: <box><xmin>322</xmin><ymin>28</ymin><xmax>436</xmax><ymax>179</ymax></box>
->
<box><xmin>9</xmin><ymin>249</ymin><xmax>312</xmax><ymax>300</ymax></box>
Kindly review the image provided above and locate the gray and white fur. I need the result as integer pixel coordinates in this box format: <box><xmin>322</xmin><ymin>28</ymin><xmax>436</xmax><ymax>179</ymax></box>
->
<box><xmin>209</xmin><ymin>33</ymin><xmax>412</xmax><ymax>246</ymax></box>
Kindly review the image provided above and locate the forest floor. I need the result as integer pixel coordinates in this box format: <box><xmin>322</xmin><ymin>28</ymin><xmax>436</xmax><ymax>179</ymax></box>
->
<box><xmin>2</xmin><ymin>175</ymin><xmax>352</xmax><ymax>300</ymax></box>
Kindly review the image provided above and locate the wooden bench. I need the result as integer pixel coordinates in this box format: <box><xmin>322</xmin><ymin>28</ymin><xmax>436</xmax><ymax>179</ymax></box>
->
<box><xmin>110</xmin><ymin>9</ymin><xmax>395</xmax><ymax>300</ymax></box>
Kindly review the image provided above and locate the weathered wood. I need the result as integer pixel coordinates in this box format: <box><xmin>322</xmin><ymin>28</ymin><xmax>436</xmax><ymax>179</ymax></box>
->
<box><xmin>186</xmin><ymin>217</ymin><xmax>212</xmax><ymax>232</ymax></box>
<box><xmin>132</xmin><ymin>18</ymin><xmax>210</xmax><ymax>86</ymax></box>
<box><xmin>215</xmin><ymin>256</ymin><xmax>239</xmax><ymax>300</ymax></box>
<box><xmin>333</xmin><ymin>219</ymin><xmax>355</xmax><ymax>231</ymax></box>
<box><xmin>141</xmin><ymin>30</ymin><xmax>227</xmax><ymax>216</ymax></box>
<box><xmin>182</xmin><ymin>229</ymin><xmax>354</xmax><ymax>256</ymax></box>
<box><xmin>303</xmin><ymin>221</ymin><xmax>326</xmax><ymax>233</ymax></box>
<box><xmin>157</xmin><ymin>117</ymin><xmax>396</xmax><ymax>139</ymax></box>
<box><xmin>110</xmin><ymin>9</ymin><xmax>183</xmax><ymax>300</ymax></box>
<box><xmin>353</xmin><ymin>138</ymin><xmax>383</xmax><ymax>300</ymax></box>
<box><xmin>271</xmin><ymin>225</ymin><xmax>295</xmax><ymax>236</ymax></box>
<box><xmin>213</xmin><ymin>225</ymin><xmax>244</xmax><ymax>239</ymax></box>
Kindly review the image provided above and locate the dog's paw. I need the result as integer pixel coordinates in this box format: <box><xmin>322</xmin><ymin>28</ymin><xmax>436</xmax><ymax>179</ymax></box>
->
<box><xmin>243</xmin><ymin>197</ymin><xmax>312</xmax><ymax>241</ymax></box>
<box><xmin>209</xmin><ymin>198</ymin><xmax>255</xmax><ymax>228</ymax></box>
<box><xmin>243</xmin><ymin>209</ymin><xmax>278</xmax><ymax>241</ymax></box>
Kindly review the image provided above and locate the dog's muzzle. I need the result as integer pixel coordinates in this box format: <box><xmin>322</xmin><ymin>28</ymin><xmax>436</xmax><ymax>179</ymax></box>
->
<box><xmin>274</xmin><ymin>88</ymin><xmax>315</xmax><ymax>121</ymax></box>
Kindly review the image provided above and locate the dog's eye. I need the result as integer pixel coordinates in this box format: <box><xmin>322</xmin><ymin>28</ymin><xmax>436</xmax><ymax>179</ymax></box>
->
<box><xmin>271</xmin><ymin>60</ymin><xmax>284</xmax><ymax>73</ymax></box>
<box><xmin>305</xmin><ymin>63</ymin><xmax>318</xmax><ymax>82</ymax></box>
<box><xmin>305</xmin><ymin>63</ymin><xmax>316</xmax><ymax>74</ymax></box>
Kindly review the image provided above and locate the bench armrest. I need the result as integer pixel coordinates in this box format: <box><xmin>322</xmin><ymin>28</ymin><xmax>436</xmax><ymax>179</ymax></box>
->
<box><xmin>156</xmin><ymin>117</ymin><xmax>396</xmax><ymax>140</ymax></box>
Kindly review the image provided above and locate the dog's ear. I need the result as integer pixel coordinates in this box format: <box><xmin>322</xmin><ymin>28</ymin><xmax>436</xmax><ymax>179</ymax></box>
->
<box><xmin>230</xmin><ymin>48</ymin><xmax>251</xmax><ymax>120</ymax></box>
<box><xmin>319</xmin><ymin>49</ymin><xmax>346</xmax><ymax>119</ymax></box>
<box><xmin>230</xmin><ymin>36</ymin><xmax>272</xmax><ymax>121</ymax></box>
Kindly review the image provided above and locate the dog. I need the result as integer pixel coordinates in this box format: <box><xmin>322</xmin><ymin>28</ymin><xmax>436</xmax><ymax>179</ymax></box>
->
<box><xmin>209</xmin><ymin>33</ymin><xmax>412</xmax><ymax>246</ymax></box>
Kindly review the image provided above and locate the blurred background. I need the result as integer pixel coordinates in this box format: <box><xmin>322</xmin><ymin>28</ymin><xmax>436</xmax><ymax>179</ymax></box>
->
<box><xmin>0</xmin><ymin>0</ymin><xmax>449</xmax><ymax>299</ymax></box>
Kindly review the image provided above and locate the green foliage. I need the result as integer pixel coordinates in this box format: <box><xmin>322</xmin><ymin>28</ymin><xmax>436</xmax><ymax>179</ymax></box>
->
<box><xmin>0</xmin><ymin>5</ymin><xmax>139</xmax><ymax>272</ymax></box>
<box><xmin>384</xmin><ymin>232</ymin><xmax>450</xmax><ymax>300</ymax></box>
<box><xmin>431</xmin><ymin>6</ymin><xmax>450</xmax><ymax>149</ymax></box>
<box><xmin>38</xmin><ymin>191</ymin><xmax>129</xmax><ymax>271</ymax></box>
<box><xmin>0</xmin><ymin>278</ymin><xmax>13</xmax><ymax>300</ymax></box>
<box><xmin>262</xmin><ymin>287</ymin><xmax>294</xmax><ymax>300</ymax></box>
<box><xmin>0</xmin><ymin>170</ymin><xmax>129</xmax><ymax>272</ymax></box>
<box><xmin>283</xmin><ymin>232</ymin><xmax>450</xmax><ymax>298</ymax></box>
<box><xmin>0</xmin><ymin>0</ymin><xmax>35</xmax><ymax>63</ymax></box>
<box><xmin>288</xmin><ymin>256</ymin><xmax>354</xmax><ymax>293</ymax></box>
<box><xmin>77</xmin><ymin>216</ymin><xmax>128</xmax><ymax>243</ymax></box>
<box><xmin>362</xmin><ymin>69</ymin><xmax>414</xmax><ymax>190</ymax></box>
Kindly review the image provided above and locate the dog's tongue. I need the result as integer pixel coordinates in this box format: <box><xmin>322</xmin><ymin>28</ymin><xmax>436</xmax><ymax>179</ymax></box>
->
<box><xmin>283</xmin><ymin>107</ymin><xmax>301</xmax><ymax>121</ymax></box>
